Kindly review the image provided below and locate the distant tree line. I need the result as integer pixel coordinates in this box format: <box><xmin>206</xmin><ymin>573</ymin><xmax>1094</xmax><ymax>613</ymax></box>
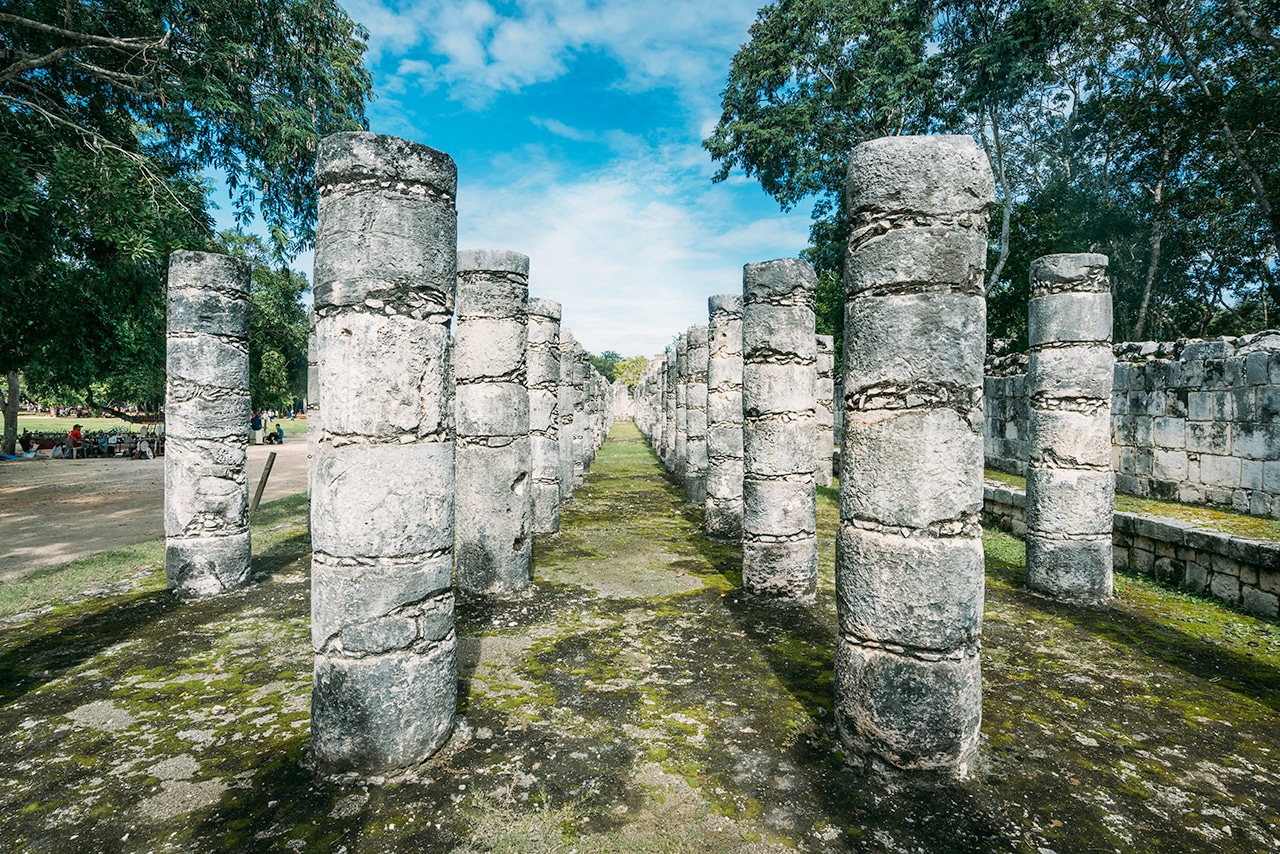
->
<box><xmin>591</xmin><ymin>351</ymin><xmax>649</xmax><ymax>388</ymax></box>
<box><xmin>706</xmin><ymin>0</ymin><xmax>1280</xmax><ymax>355</ymax></box>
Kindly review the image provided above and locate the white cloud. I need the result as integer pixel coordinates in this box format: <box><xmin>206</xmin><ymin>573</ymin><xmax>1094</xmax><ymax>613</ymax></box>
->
<box><xmin>456</xmin><ymin>140</ymin><xmax>810</xmax><ymax>357</ymax></box>
<box><xmin>345</xmin><ymin>0</ymin><xmax>761</xmax><ymax>111</ymax></box>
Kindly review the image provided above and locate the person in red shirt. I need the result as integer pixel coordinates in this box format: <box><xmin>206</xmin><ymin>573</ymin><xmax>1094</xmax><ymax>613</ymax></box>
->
<box><xmin>67</xmin><ymin>424</ymin><xmax>84</xmax><ymax>460</ymax></box>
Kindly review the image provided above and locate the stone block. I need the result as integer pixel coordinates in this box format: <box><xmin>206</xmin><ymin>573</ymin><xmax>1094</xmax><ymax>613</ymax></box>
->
<box><xmin>844</xmin><ymin>228</ymin><xmax>988</xmax><ymax>296</ymax></box>
<box><xmin>317</xmin><ymin>314</ymin><xmax>451</xmax><ymax>439</ymax></box>
<box><xmin>844</xmin><ymin>134</ymin><xmax>994</xmax><ymax>218</ymax></box>
<box><xmin>1241</xmin><ymin>458</ymin><xmax>1264</xmax><ymax>490</ymax></box>
<box><xmin>1152</xmin><ymin>448</ymin><xmax>1188</xmax><ymax>482</ymax></box>
<box><xmin>1231</xmin><ymin>423</ymin><xmax>1280</xmax><ymax>460</ymax></box>
<box><xmin>455</xmin><ymin>383</ymin><xmax>530</xmax><ymax>437</ymax></box>
<box><xmin>1188</xmin><ymin>390</ymin><xmax>1232</xmax><ymax>422</ymax></box>
<box><xmin>1025</xmin><ymin>468</ymin><xmax>1114</xmax><ymax>536</ymax></box>
<box><xmin>1028</xmin><ymin>292</ymin><xmax>1112</xmax><ymax>347</ymax></box>
<box><xmin>1028</xmin><ymin>408</ymin><xmax>1111</xmax><ymax>469</ymax></box>
<box><xmin>1027</xmin><ymin>345</ymin><xmax>1113</xmax><ymax>400</ymax></box>
<box><xmin>311</xmin><ymin>639</ymin><xmax>456</xmax><ymax>775</ymax></box>
<box><xmin>742</xmin><ymin>535</ymin><xmax>817</xmax><ymax>601</ymax></box>
<box><xmin>842</xmin><ymin>408</ymin><xmax>982</xmax><ymax>529</ymax></box>
<box><xmin>845</xmin><ymin>292</ymin><xmax>984</xmax><ymax>390</ymax></box>
<box><xmin>743</xmin><ymin>478</ymin><xmax>817</xmax><ymax>538</ymax></box>
<box><xmin>836</xmin><ymin>527</ymin><xmax>983</xmax><ymax>650</ymax></box>
<box><xmin>311</xmin><ymin>555</ymin><xmax>455</xmax><ymax>650</ymax></box>
<box><xmin>165</xmin><ymin>533</ymin><xmax>251</xmax><ymax>599</ymax></box>
<box><xmin>1186</xmin><ymin>421</ymin><xmax>1231</xmax><ymax>455</ymax></box>
<box><xmin>1151</xmin><ymin>417</ymin><xmax>1185</xmax><ymax>449</ymax></box>
<box><xmin>1025</xmin><ymin>535</ymin><xmax>1113</xmax><ymax>599</ymax></box>
<box><xmin>311</xmin><ymin>442</ymin><xmax>454</xmax><ymax>558</ymax></box>
<box><xmin>1209</xmin><ymin>572</ymin><xmax>1241</xmax><ymax>604</ymax></box>
<box><xmin>1242</xmin><ymin>586</ymin><xmax>1280</xmax><ymax>618</ymax></box>
<box><xmin>1199</xmin><ymin>454</ymin><xmax>1242</xmax><ymax>489</ymax></box>
<box><xmin>743</xmin><ymin>414</ymin><xmax>816</xmax><ymax>477</ymax></box>
<box><xmin>834</xmin><ymin>640</ymin><xmax>981</xmax><ymax>772</ymax></box>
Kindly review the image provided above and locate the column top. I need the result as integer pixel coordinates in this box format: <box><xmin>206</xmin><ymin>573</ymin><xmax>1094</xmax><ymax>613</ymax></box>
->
<box><xmin>845</xmin><ymin>135</ymin><xmax>993</xmax><ymax>217</ymax></box>
<box><xmin>318</xmin><ymin>131</ymin><xmax>457</xmax><ymax>197</ymax></box>
<box><xmin>1030</xmin><ymin>253</ymin><xmax>1111</xmax><ymax>298</ymax></box>
<box><xmin>743</xmin><ymin>258</ymin><xmax>816</xmax><ymax>304</ymax></box>
<box><xmin>686</xmin><ymin>324</ymin><xmax>709</xmax><ymax>347</ymax></box>
<box><xmin>458</xmin><ymin>249</ymin><xmax>530</xmax><ymax>277</ymax></box>
<box><xmin>168</xmin><ymin>251</ymin><xmax>250</xmax><ymax>297</ymax></box>
<box><xmin>708</xmin><ymin>293</ymin><xmax>743</xmax><ymax>317</ymax></box>
<box><xmin>528</xmin><ymin>297</ymin><xmax>562</xmax><ymax>321</ymax></box>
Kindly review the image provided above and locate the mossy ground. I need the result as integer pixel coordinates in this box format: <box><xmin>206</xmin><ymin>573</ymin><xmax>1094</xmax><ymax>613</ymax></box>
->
<box><xmin>1</xmin><ymin>425</ymin><xmax>1277</xmax><ymax>852</ymax></box>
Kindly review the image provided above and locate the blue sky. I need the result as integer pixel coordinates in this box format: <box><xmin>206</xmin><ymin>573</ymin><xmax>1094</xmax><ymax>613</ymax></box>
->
<box><xmin>213</xmin><ymin>0</ymin><xmax>811</xmax><ymax>357</ymax></box>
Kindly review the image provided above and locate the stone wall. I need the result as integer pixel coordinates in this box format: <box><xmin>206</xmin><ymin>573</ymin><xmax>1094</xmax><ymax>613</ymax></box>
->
<box><xmin>983</xmin><ymin>482</ymin><xmax>1280</xmax><ymax>619</ymax></box>
<box><xmin>984</xmin><ymin>331</ymin><xmax>1280</xmax><ymax>517</ymax></box>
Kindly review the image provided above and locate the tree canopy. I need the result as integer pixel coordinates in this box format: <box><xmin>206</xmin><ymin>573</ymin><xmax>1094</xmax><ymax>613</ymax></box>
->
<box><xmin>0</xmin><ymin>0</ymin><xmax>372</xmax><ymax>450</ymax></box>
<box><xmin>707</xmin><ymin>0</ymin><xmax>1280</xmax><ymax>348</ymax></box>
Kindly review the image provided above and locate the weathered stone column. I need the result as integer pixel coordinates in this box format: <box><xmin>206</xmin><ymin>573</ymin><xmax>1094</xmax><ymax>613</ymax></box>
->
<box><xmin>1025</xmin><ymin>253</ymin><xmax>1114</xmax><ymax>600</ymax></box>
<box><xmin>310</xmin><ymin>132</ymin><xmax>457</xmax><ymax>775</ymax></box>
<box><xmin>307</xmin><ymin>308</ymin><xmax>319</xmax><ymax>495</ymax></box>
<box><xmin>528</xmin><ymin>298</ymin><xmax>562</xmax><ymax>536</ymax></box>
<box><xmin>685</xmin><ymin>324</ymin><xmax>710</xmax><ymax>505</ymax></box>
<box><xmin>674</xmin><ymin>334</ymin><xmax>688</xmax><ymax>480</ymax></box>
<box><xmin>836</xmin><ymin>135</ymin><xmax>993</xmax><ymax>774</ymax></box>
<box><xmin>165</xmin><ymin>250</ymin><xmax>252</xmax><ymax>598</ymax></box>
<box><xmin>816</xmin><ymin>335</ymin><xmax>835</xmax><ymax>488</ymax></box>
<box><xmin>558</xmin><ymin>328</ymin><xmax>578</xmax><ymax>500</ymax></box>
<box><xmin>705</xmin><ymin>294</ymin><xmax>744</xmax><ymax>540</ymax></box>
<box><xmin>454</xmin><ymin>250</ymin><xmax>533</xmax><ymax>595</ymax></box>
<box><xmin>663</xmin><ymin>344</ymin><xmax>678</xmax><ymax>471</ymax></box>
<box><xmin>571</xmin><ymin>343</ymin><xmax>589</xmax><ymax>483</ymax></box>
<box><xmin>741</xmin><ymin>259</ymin><xmax>818</xmax><ymax>601</ymax></box>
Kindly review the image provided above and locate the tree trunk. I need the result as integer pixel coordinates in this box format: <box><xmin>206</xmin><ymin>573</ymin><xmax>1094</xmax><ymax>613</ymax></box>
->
<box><xmin>2</xmin><ymin>372</ymin><xmax>18</xmax><ymax>456</ymax></box>
<box><xmin>987</xmin><ymin>106</ymin><xmax>1014</xmax><ymax>286</ymax></box>
<box><xmin>1132</xmin><ymin>218</ymin><xmax>1163</xmax><ymax>341</ymax></box>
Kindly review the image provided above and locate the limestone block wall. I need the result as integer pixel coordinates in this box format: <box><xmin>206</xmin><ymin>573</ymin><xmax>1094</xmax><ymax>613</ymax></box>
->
<box><xmin>983</xmin><ymin>483</ymin><xmax>1280</xmax><ymax>619</ymax></box>
<box><xmin>984</xmin><ymin>331</ymin><xmax>1280</xmax><ymax>517</ymax></box>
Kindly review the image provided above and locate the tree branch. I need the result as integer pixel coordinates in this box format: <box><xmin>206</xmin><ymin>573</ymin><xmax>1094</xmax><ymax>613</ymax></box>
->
<box><xmin>0</xmin><ymin>46</ymin><xmax>76</xmax><ymax>82</ymax></box>
<box><xmin>0</xmin><ymin>12</ymin><xmax>166</xmax><ymax>52</ymax></box>
<box><xmin>1229</xmin><ymin>0</ymin><xmax>1280</xmax><ymax>49</ymax></box>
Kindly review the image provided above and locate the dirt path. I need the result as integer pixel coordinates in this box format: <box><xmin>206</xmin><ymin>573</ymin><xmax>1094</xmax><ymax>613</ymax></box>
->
<box><xmin>0</xmin><ymin>441</ymin><xmax>308</xmax><ymax>581</ymax></box>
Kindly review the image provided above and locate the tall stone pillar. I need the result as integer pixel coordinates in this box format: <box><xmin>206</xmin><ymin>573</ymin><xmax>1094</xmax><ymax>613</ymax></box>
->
<box><xmin>662</xmin><ymin>344</ymin><xmax>677</xmax><ymax>470</ymax></box>
<box><xmin>1025</xmin><ymin>253</ymin><xmax>1114</xmax><ymax>600</ymax></box>
<box><xmin>557</xmin><ymin>328</ymin><xmax>578</xmax><ymax>500</ymax></box>
<box><xmin>674</xmin><ymin>335</ymin><xmax>688</xmax><ymax>480</ymax></box>
<box><xmin>836</xmin><ymin>135</ymin><xmax>993</xmax><ymax>774</ymax></box>
<box><xmin>307</xmin><ymin>308</ymin><xmax>319</xmax><ymax>495</ymax></box>
<box><xmin>310</xmin><ymin>132</ymin><xmax>457</xmax><ymax>775</ymax></box>
<box><xmin>685</xmin><ymin>325</ymin><xmax>710</xmax><ymax>505</ymax></box>
<box><xmin>571</xmin><ymin>344</ymin><xmax>589</xmax><ymax>483</ymax></box>
<box><xmin>454</xmin><ymin>250</ymin><xmax>533</xmax><ymax>595</ymax></box>
<box><xmin>705</xmin><ymin>294</ymin><xmax>744</xmax><ymax>540</ymax></box>
<box><xmin>816</xmin><ymin>335</ymin><xmax>835</xmax><ymax>487</ymax></box>
<box><xmin>741</xmin><ymin>259</ymin><xmax>818</xmax><ymax>601</ymax></box>
<box><xmin>528</xmin><ymin>298</ymin><xmax>563</xmax><ymax>536</ymax></box>
<box><xmin>164</xmin><ymin>250</ymin><xmax>252</xmax><ymax>598</ymax></box>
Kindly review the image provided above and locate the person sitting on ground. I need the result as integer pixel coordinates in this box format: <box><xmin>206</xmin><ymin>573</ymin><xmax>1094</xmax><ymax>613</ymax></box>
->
<box><xmin>18</xmin><ymin>430</ymin><xmax>32</xmax><ymax>453</ymax></box>
<box><xmin>67</xmin><ymin>424</ymin><xmax>84</xmax><ymax>460</ymax></box>
<box><xmin>275</xmin><ymin>423</ymin><xmax>284</xmax><ymax>444</ymax></box>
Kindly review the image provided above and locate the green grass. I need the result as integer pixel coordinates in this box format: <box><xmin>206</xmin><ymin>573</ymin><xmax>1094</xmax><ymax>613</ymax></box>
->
<box><xmin>18</xmin><ymin>414</ymin><xmax>310</xmax><ymax>437</ymax></box>
<box><xmin>984</xmin><ymin>467</ymin><xmax>1280</xmax><ymax>542</ymax></box>
<box><xmin>0</xmin><ymin>493</ymin><xmax>310</xmax><ymax>619</ymax></box>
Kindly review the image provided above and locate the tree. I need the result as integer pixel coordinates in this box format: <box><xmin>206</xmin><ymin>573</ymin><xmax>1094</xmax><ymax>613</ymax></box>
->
<box><xmin>0</xmin><ymin>0</ymin><xmax>372</xmax><ymax>451</ymax></box>
<box><xmin>217</xmin><ymin>232</ymin><xmax>310</xmax><ymax>412</ymax></box>
<box><xmin>614</xmin><ymin>356</ymin><xmax>649</xmax><ymax>390</ymax></box>
<box><xmin>590</xmin><ymin>351</ymin><xmax>624</xmax><ymax>382</ymax></box>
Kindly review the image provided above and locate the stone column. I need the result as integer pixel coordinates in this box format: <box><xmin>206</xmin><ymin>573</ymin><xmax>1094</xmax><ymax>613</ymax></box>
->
<box><xmin>454</xmin><ymin>250</ymin><xmax>533</xmax><ymax>595</ymax></box>
<box><xmin>685</xmin><ymin>324</ymin><xmax>710</xmax><ymax>505</ymax></box>
<box><xmin>836</xmin><ymin>135</ymin><xmax>993</xmax><ymax>774</ymax></box>
<box><xmin>571</xmin><ymin>344</ymin><xmax>589</xmax><ymax>483</ymax></box>
<box><xmin>164</xmin><ymin>250</ymin><xmax>252</xmax><ymax>598</ymax></box>
<box><xmin>816</xmin><ymin>335</ymin><xmax>835</xmax><ymax>488</ymax></box>
<box><xmin>307</xmin><ymin>308</ymin><xmax>319</xmax><ymax>495</ymax></box>
<box><xmin>1025</xmin><ymin>253</ymin><xmax>1114</xmax><ymax>600</ymax></box>
<box><xmin>741</xmin><ymin>259</ymin><xmax>818</xmax><ymax>601</ymax></box>
<box><xmin>310</xmin><ymin>132</ymin><xmax>457</xmax><ymax>775</ymax></box>
<box><xmin>663</xmin><ymin>344</ymin><xmax>677</xmax><ymax>470</ymax></box>
<box><xmin>705</xmin><ymin>294</ymin><xmax>744</xmax><ymax>540</ymax></box>
<box><xmin>674</xmin><ymin>334</ymin><xmax>688</xmax><ymax>480</ymax></box>
<box><xmin>528</xmin><ymin>298</ymin><xmax>563</xmax><ymax>536</ymax></box>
